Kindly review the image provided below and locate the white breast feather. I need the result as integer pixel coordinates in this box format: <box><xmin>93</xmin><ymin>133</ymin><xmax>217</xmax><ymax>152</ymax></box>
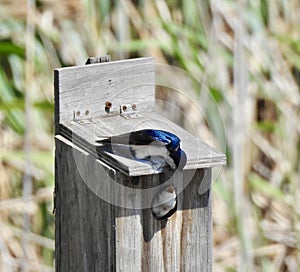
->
<box><xmin>133</xmin><ymin>145</ymin><xmax>169</xmax><ymax>159</ymax></box>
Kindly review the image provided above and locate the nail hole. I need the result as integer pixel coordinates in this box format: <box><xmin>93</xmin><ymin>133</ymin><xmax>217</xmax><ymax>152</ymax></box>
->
<box><xmin>85</xmin><ymin>110</ymin><xmax>89</xmax><ymax>115</ymax></box>
<box><xmin>122</xmin><ymin>105</ymin><xmax>127</xmax><ymax>111</ymax></box>
<box><xmin>105</xmin><ymin>102</ymin><xmax>112</xmax><ymax>113</ymax></box>
<box><xmin>108</xmin><ymin>79</ymin><xmax>112</xmax><ymax>83</ymax></box>
<box><xmin>105</xmin><ymin>101</ymin><xmax>112</xmax><ymax>108</ymax></box>
<box><xmin>132</xmin><ymin>104</ymin><xmax>136</xmax><ymax>110</ymax></box>
<box><xmin>76</xmin><ymin>111</ymin><xmax>80</xmax><ymax>116</ymax></box>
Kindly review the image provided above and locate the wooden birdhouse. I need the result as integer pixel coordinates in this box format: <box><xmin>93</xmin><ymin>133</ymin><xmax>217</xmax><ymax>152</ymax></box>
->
<box><xmin>54</xmin><ymin>56</ymin><xmax>226</xmax><ymax>271</ymax></box>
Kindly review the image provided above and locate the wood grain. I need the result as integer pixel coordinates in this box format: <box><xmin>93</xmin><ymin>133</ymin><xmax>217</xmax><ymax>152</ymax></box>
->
<box><xmin>55</xmin><ymin>57</ymin><xmax>223</xmax><ymax>271</ymax></box>
<box><xmin>55</xmin><ymin>136</ymin><xmax>116</xmax><ymax>271</ymax></box>
<box><xmin>55</xmin><ymin>57</ymin><xmax>226</xmax><ymax>176</ymax></box>
<box><xmin>55</xmin><ymin>57</ymin><xmax>155</xmax><ymax>134</ymax></box>
<box><xmin>60</xmin><ymin>111</ymin><xmax>226</xmax><ymax>176</ymax></box>
<box><xmin>55</xmin><ymin>136</ymin><xmax>212</xmax><ymax>271</ymax></box>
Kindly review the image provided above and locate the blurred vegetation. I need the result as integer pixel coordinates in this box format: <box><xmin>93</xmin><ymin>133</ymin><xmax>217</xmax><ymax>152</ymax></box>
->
<box><xmin>0</xmin><ymin>0</ymin><xmax>299</xmax><ymax>271</ymax></box>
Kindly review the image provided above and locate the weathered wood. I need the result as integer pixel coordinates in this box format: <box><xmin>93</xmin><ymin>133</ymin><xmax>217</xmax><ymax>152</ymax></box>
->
<box><xmin>55</xmin><ymin>136</ymin><xmax>212</xmax><ymax>272</ymax></box>
<box><xmin>55</xmin><ymin>57</ymin><xmax>225</xmax><ymax>272</ymax></box>
<box><xmin>55</xmin><ymin>136</ymin><xmax>116</xmax><ymax>271</ymax></box>
<box><xmin>85</xmin><ymin>55</ymin><xmax>111</xmax><ymax>64</ymax></box>
<box><xmin>54</xmin><ymin>57</ymin><xmax>155</xmax><ymax>134</ymax></box>
<box><xmin>55</xmin><ymin>56</ymin><xmax>225</xmax><ymax>175</ymax></box>
<box><xmin>59</xmin><ymin>111</ymin><xmax>225</xmax><ymax>176</ymax></box>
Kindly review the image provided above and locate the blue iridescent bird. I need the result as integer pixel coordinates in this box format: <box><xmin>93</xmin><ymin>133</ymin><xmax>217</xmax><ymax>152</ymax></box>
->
<box><xmin>96</xmin><ymin>129</ymin><xmax>187</xmax><ymax>171</ymax></box>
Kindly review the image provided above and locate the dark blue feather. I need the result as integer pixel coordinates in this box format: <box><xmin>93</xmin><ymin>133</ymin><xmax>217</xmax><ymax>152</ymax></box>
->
<box><xmin>96</xmin><ymin>129</ymin><xmax>186</xmax><ymax>171</ymax></box>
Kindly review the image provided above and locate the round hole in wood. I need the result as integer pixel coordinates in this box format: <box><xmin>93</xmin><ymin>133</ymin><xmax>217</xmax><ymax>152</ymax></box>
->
<box><xmin>105</xmin><ymin>101</ymin><xmax>112</xmax><ymax>108</ymax></box>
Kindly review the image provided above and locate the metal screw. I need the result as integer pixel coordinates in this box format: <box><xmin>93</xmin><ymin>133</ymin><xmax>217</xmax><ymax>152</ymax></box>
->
<box><xmin>132</xmin><ymin>104</ymin><xmax>136</xmax><ymax>110</ymax></box>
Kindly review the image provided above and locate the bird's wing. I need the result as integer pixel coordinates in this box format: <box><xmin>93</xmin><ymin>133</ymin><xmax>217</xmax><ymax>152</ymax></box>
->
<box><xmin>129</xmin><ymin>130</ymin><xmax>172</xmax><ymax>145</ymax></box>
<box><xmin>96</xmin><ymin>130</ymin><xmax>173</xmax><ymax>146</ymax></box>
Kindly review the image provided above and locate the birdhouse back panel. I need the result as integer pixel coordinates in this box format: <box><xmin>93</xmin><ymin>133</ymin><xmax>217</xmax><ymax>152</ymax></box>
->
<box><xmin>55</xmin><ymin>57</ymin><xmax>155</xmax><ymax>132</ymax></box>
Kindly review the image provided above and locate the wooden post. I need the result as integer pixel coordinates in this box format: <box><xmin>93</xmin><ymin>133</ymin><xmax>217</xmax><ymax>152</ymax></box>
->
<box><xmin>54</xmin><ymin>57</ymin><xmax>225</xmax><ymax>271</ymax></box>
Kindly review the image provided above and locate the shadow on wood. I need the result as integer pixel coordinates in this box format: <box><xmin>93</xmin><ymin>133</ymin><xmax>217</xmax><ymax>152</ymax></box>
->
<box><xmin>54</xmin><ymin>57</ymin><xmax>224</xmax><ymax>271</ymax></box>
<box><xmin>55</xmin><ymin>136</ymin><xmax>212</xmax><ymax>271</ymax></box>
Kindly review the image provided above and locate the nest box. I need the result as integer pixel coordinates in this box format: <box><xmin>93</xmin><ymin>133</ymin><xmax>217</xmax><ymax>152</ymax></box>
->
<box><xmin>54</xmin><ymin>56</ymin><xmax>225</xmax><ymax>271</ymax></box>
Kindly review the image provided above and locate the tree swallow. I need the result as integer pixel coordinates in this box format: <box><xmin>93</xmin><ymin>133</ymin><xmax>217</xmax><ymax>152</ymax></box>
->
<box><xmin>96</xmin><ymin>129</ymin><xmax>187</xmax><ymax>171</ymax></box>
<box><xmin>151</xmin><ymin>185</ymin><xmax>177</xmax><ymax>220</ymax></box>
